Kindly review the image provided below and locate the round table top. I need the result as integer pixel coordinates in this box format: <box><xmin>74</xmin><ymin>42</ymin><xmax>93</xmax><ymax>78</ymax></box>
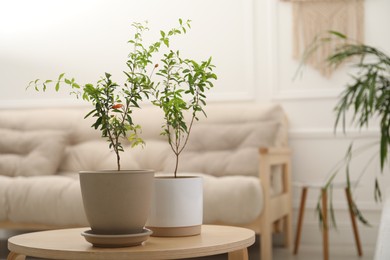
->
<box><xmin>8</xmin><ymin>225</ymin><xmax>255</xmax><ymax>260</ymax></box>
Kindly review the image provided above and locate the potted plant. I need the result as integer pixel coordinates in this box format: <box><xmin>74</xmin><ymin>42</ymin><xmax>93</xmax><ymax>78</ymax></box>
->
<box><xmin>146</xmin><ymin>26</ymin><xmax>217</xmax><ymax>236</ymax></box>
<box><xmin>327</xmin><ymin>32</ymin><xmax>389</xmax><ymax>225</ymax></box>
<box><xmin>28</xmin><ymin>20</ymin><xmax>191</xmax><ymax>245</ymax></box>
<box><xmin>301</xmin><ymin>31</ymin><xmax>390</xmax><ymax>226</ymax></box>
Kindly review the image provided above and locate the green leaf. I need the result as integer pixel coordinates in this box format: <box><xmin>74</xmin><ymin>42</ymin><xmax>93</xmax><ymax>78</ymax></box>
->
<box><xmin>93</xmin><ymin>117</ymin><xmax>102</xmax><ymax>129</ymax></box>
<box><xmin>375</xmin><ymin>178</ymin><xmax>382</xmax><ymax>202</ymax></box>
<box><xmin>84</xmin><ymin>109</ymin><xmax>96</xmax><ymax>119</ymax></box>
<box><xmin>163</xmin><ymin>38</ymin><xmax>169</xmax><ymax>47</ymax></box>
<box><xmin>58</xmin><ymin>73</ymin><xmax>65</xmax><ymax>81</ymax></box>
<box><xmin>380</xmin><ymin>133</ymin><xmax>388</xmax><ymax>170</ymax></box>
<box><xmin>328</xmin><ymin>30</ymin><xmax>347</xmax><ymax>39</ymax></box>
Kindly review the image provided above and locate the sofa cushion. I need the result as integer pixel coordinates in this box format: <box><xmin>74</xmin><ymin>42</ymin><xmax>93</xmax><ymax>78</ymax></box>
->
<box><xmin>164</xmin><ymin>148</ymin><xmax>258</xmax><ymax>177</ymax></box>
<box><xmin>201</xmin><ymin>174</ymin><xmax>263</xmax><ymax>224</ymax></box>
<box><xmin>186</xmin><ymin>121</ymin><xmax>281</xmax><ymax>151</ymax></box>
<box><xmin>155</xmin><ymin>172</ymin><xmax>263</xmax><ymax>224</ymax></box>
<box><xmin>0</xmin><ymin>129</ymin><xmax>67</xmax><ymax>177</ymax></box>
<box><xmin>1</xmin><ymin>172</ymin><xmax>262</xmax><ymax>226</ymax></box>
<box><xmin>59</xmin><ymin>140</ymin><xmax>140</xmax><ymax>172</ymax></box>
<box><xmin>0</xmin><ymin>175</ymin><xmax>12</xmax><ymax>221</ymax></box>
<box><xmin>0</xmin><ymin>108</ymin><xmax>101</xmax><ymax>145</ymax></box>
<box><xmin>162</xmin><ymin>121</ymin><xmax>282</xmax><ymax>177</ymax></box>
<box><xmin>1</xmin><ymin>175</ymin><xmax>88</xmax><ymax>226</ymax></box>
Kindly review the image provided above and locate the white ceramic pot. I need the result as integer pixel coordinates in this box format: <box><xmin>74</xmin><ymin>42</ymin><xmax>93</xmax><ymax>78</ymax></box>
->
<box><xmin>79</xmin><ymin>170</ymin><xmax>154</xmax><ymax>235</ymax></box>
<box><xmin>146</xmin><ymin>176</ymin><xmax>203</xmax><ymax>237</ymax></box>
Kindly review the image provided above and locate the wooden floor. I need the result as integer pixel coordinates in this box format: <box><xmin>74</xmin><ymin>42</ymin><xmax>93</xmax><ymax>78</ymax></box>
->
<box><xmin>1</xmin><ymin>233</ymin><xmax>375</xmax><ymax>260</ymax></box>
<box><xmin>272</xmin><ymin>246</ymin><xmax>374</xmax><ymax>260</ymax></box>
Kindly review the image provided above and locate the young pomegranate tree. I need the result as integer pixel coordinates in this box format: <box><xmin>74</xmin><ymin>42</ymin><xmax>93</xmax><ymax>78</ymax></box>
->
<box><xmin>28</xmin><ymin>20</ymin><xmax>191</xmax><ymax>171</ymax></box>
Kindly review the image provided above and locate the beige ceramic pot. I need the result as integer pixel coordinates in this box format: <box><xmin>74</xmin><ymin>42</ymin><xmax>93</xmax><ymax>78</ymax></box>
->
<box><xmin>146</xmin><ymin>176</ymin><xmax>203</xmax><ymax>237</ymax></box>
<box><xmin>79</xmin><ymin>170</ymin><xmax>154</xmax><ymax>235</ymax></box>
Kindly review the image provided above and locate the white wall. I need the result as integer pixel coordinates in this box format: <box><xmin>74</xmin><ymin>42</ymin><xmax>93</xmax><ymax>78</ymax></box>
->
<box><xmin>1</xmin><ymin>0</ymin><xmax>390</xmax><ymax>250</ymax></box>
<box><xmin>0</xmin><ymin>0</ymin><xmax>255</xmax><ymax>106</ymax></box>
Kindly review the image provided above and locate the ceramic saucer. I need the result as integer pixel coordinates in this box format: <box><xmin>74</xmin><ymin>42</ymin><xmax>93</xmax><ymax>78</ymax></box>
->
<box><xmin>81</xmin><ymin>228</ymin><xmax>153</xmax><ymax>248</ymax></box>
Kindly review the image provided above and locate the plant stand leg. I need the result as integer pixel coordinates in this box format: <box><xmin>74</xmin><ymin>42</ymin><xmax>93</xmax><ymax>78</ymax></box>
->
<box><xmin>228</xmin><ymin>248</ymin><xmax>248</xmax><ymax>260</ymax></box>
<box><xmin>345</xmin><ymin>188</ymin><xmax>363</xmax><ymax>256</ymax></box>
<box><xmin>322</xmin><ymin>188</ymin><xmax>329</xmax><ymax>260</ymax></box>
<box><xmin>7</xmin><ymin>252</ymin><xmax>26</xmax><ymax>260</ymax></box>
<box><xmin>294</xmin><ymin>186</ymin><xmax>308</xmax><ymax>254</ymax></box>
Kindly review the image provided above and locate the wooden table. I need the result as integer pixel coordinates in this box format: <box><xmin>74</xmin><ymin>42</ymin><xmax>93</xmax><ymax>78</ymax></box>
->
<box><xmin>7</xmin><ymin>225</ymin><xmax>255</xmax><ymax>260</ymax></box>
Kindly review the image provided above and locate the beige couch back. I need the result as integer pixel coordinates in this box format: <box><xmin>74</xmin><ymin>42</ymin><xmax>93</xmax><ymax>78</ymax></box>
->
<box><xmin>0</xmin><ymin>102</ymin><xmax>288</xmax><ymax>178</ymax></box>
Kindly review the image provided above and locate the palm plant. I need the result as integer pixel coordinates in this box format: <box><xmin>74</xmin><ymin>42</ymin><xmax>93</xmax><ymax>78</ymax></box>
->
<box><xmin>330</xmin><ymin>34</ymin><xmax>390</xmax><ymax>172</ymax></box>
<box><xmin>302</xmin><ymin>31</ymin><xmax>390</xmax><ymax>226</ymax></box>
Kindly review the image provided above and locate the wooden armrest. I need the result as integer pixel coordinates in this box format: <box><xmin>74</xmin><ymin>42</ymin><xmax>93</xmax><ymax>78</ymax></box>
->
<box><xmin>258</xmin><ymin>146</ymin><xmax>291</xmax><ymax>167</ymax></box>
<box><xmin>258</xmin><ymin>146</ymin><xmax>292</xmax><ymax>197</ymax></box>
<box><xmin>259</xmin><ymin>147</ymin><xmax>291</xmax><ymax>156</ymax></box>
<box><xmin>257</xmin><ymin>145</ymin><xmax>294</xmax><ymax>258</ymax></box>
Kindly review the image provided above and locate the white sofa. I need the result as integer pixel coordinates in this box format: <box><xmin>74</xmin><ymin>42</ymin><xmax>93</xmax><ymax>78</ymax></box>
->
<box><xmin>0</xmin><ymin>102</ymin><xmax>292</xmax><ymax>260</ymax></box>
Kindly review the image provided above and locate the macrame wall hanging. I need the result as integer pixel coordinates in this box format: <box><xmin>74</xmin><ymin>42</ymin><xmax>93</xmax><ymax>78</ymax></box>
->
<box><xmin>287</xmin><ymin>0</ymin><xmax>364</xmax><ymax>77</ymax></box>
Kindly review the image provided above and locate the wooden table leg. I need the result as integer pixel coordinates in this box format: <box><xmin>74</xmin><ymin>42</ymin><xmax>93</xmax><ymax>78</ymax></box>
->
<box><xmin>7</xmin><ymin>252</ymin><xmax>26</xmax><ymax>260</ymax></box>
<box><xmin>228</xmin><ymin>248</ymin><xmax>249</xmax><ymax>260</ymax></box>
<box><xmin>322</xmin><ymin>188</ymin><xmax>329</xmax><ymax>260</ymax></box>
<box><xmin>294</xmin><ymin>187</ymin><xmax>308</xmax><ymax>254</ymax></box>
<box><xmin>345</xmin><ymin>188</ymin><xmax>363</xmax><ymax>256</ymax></box>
